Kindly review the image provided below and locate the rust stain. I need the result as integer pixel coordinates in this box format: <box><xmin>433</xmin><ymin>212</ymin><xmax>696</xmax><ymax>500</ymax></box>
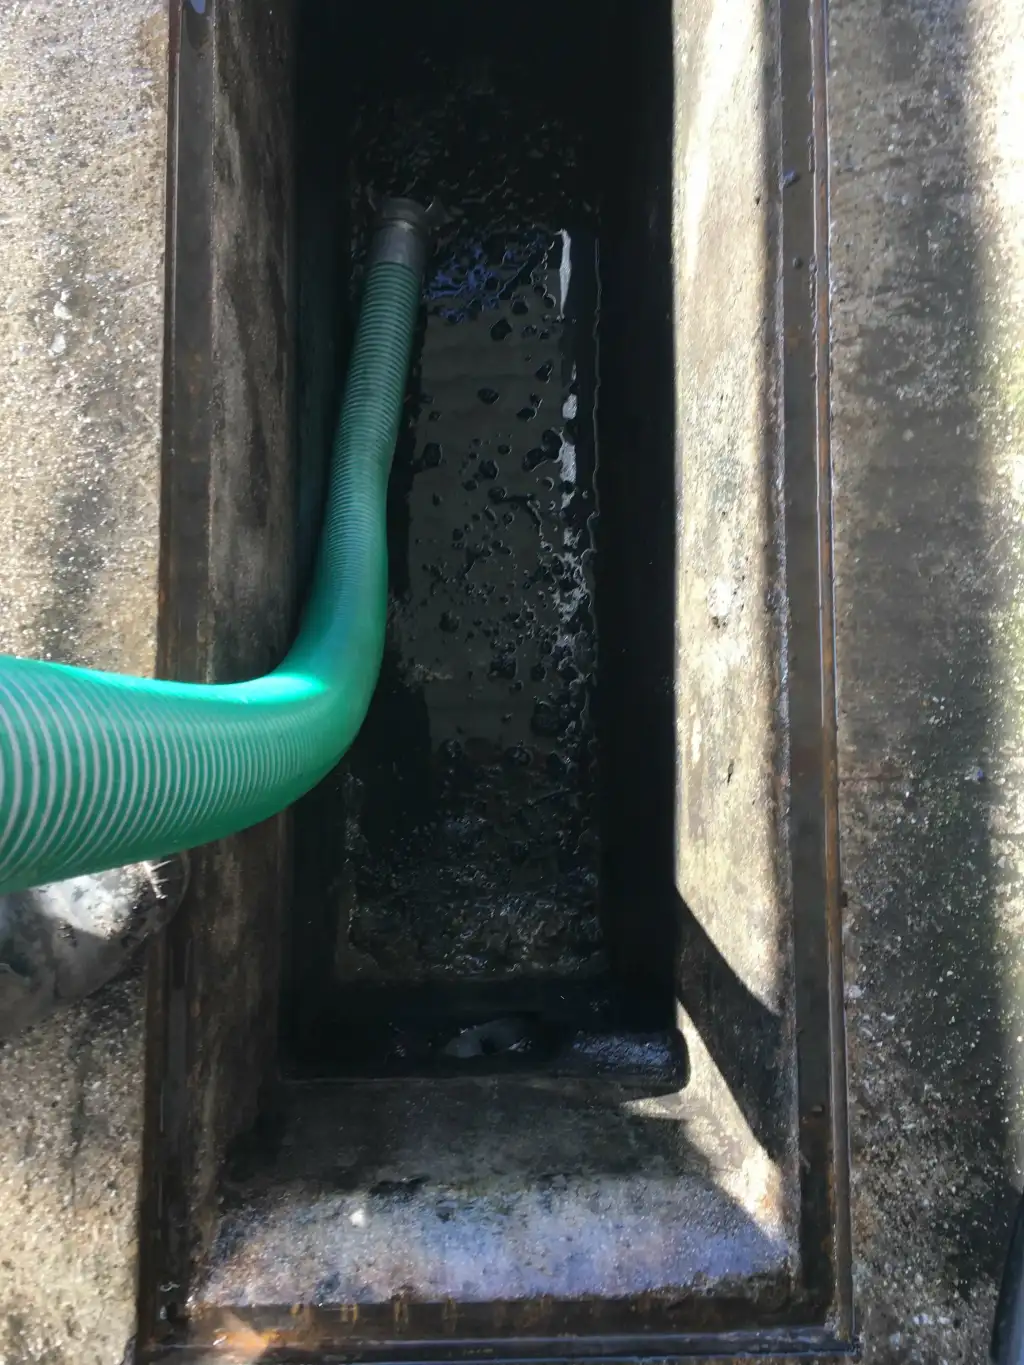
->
<box><xmin>211</xmin><ymin>1310</ymin><xmax>277</xmax><ymax>1362</ymax></box>
<box><xmin>392</xmin><ymin>1293</ymin><xmax>410</xmax><ymax>1331</ymax></box>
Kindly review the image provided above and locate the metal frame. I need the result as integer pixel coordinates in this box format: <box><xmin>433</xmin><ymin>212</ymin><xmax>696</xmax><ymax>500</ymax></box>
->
<box><xmin>139</xmin><ymin>0</ymin><xmax>851</xmax><ymax>1357</ymax></box>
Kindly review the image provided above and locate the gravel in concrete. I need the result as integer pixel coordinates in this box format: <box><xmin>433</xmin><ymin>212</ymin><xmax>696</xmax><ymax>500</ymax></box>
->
<box><xmin>0</xmin><ymin>2</ymin><xmax>167</xmax><ymax>1361</ymax></box>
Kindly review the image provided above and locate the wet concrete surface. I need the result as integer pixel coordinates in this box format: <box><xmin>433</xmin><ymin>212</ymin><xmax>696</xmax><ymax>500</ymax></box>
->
<box><xmin>341</xmin><ymin>219</ymin><xmax>603</xmax><ymax>981</ymax></box>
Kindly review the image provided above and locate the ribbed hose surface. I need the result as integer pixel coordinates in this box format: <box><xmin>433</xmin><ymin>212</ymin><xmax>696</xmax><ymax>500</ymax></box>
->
<box><xmin>0</xmin><ymin>261</ymin><xmax>422</xmax><ymax>894</ymax></box>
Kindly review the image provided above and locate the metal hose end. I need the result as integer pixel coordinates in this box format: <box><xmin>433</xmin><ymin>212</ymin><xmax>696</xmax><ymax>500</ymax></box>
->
<box><xmin>368</xmin><ymin>196</ymin><xmax>440</xmax><ymax>278</ymax></box>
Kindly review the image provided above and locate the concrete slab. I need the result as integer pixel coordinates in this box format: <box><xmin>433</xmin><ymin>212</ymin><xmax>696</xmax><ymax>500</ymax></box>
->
<box><xmin>0</xmin><ymin>2</ymin><xmax>167</xmax><ymax>1362</ymax></box>
<box><xmin>831</xmin><ymin>0</ymin><xmax>1024</xmax><ymax>1357</ymax></box>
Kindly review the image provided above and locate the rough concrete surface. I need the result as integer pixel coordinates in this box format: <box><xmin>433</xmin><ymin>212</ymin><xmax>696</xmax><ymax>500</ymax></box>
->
<box><xmin>673</xmin><ymin>0</ymin><xmax>789</xmax><ymax>1023</ymax></box>
<box><xmin>0</xmin><ymin>1</ymin><xmax>167</xmax><ymax>1362</ymax></box>
<box><xmin>195</xmin><ymin>1081</ymin><xmax>790</xmax><ymax>1308</ymax></box>
<box><xmin>831</xmin><ymin>0</ymin><xmax>1024</xmax><ymax>1358</ymax></box>
<box><xmin>671</xmin><ymin>0</ymin><xmax>798</xmax><ymax>1241</ymax></box>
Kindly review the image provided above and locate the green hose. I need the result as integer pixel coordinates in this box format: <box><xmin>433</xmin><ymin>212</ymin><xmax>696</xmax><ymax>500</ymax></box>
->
<box><xmin>0</xmin><ymin>211</ymin><xmax>426</xmax><ymax>896</ymax></box>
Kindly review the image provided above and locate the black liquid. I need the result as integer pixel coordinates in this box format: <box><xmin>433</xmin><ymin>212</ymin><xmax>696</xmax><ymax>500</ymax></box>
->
<box><xmin>289</xmin><ymin>0</ymin><xmax>680</xmax><ymax>1068</ymax></box>
<box><xmin>339</xmin><ymin>36</ymin><xmax>603</xmax><ymax>980</ymax></box>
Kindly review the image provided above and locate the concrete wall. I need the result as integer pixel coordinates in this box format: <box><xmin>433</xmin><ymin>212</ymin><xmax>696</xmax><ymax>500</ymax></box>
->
<box><xmin>674</xmin><ymin>0</ymin><xmax>788</xmax><ymax>1031</ymax></box>
<box><xmin>141</xmin><ymin>0</ymin><xmax>296</xmax><ymax>1334</ymax></box>
<box><xmin>671</xmin><ymin>0</ymin><xmax>800</xmax><ymax>1271</ymax></box>
<box><xmin>0</xmin><ymin>2</ymin><xmax>167</xmax><ymax>1361</ymax></box>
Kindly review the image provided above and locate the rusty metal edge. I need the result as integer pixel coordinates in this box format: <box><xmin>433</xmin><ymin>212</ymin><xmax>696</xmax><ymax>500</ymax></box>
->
<box><xmin>811</xmin><ymin>0</ymin><xmax>854</xmax><ymax>1342</ymax></box>
<box><xmin>144</xmin><ymin>1327</ymin><xmax>853</xmax><ymax>1364</ymax></box>
<box><xmin>779</xmin><ymin>0</ymin><xmax>852</xmax><ymax>1340</ymax></box>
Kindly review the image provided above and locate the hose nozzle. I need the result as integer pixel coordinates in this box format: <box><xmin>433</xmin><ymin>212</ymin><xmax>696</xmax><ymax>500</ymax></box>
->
<box><xmin>368</xmin><ymin>196</ymin><xmax>444</xmax><ymax>277</ymax></box>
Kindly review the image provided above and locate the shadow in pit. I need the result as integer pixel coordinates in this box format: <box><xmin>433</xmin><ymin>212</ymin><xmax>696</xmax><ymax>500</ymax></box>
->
<box><xmin>835</xmin><ymin>0</ymin><xmax>1018</xmax><ymax>1313</ymax></box>
<box><xmin>675</xmin><ymin>892</ymin><xmax>789</xmax><ymax>1165</ymax></box>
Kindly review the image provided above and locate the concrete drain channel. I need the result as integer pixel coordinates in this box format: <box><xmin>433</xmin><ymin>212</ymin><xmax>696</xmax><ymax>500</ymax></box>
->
<box><xmin>141</xmin><ymin>0</ymin><xmax>849</xmax><ymax>1359</ymax></box>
